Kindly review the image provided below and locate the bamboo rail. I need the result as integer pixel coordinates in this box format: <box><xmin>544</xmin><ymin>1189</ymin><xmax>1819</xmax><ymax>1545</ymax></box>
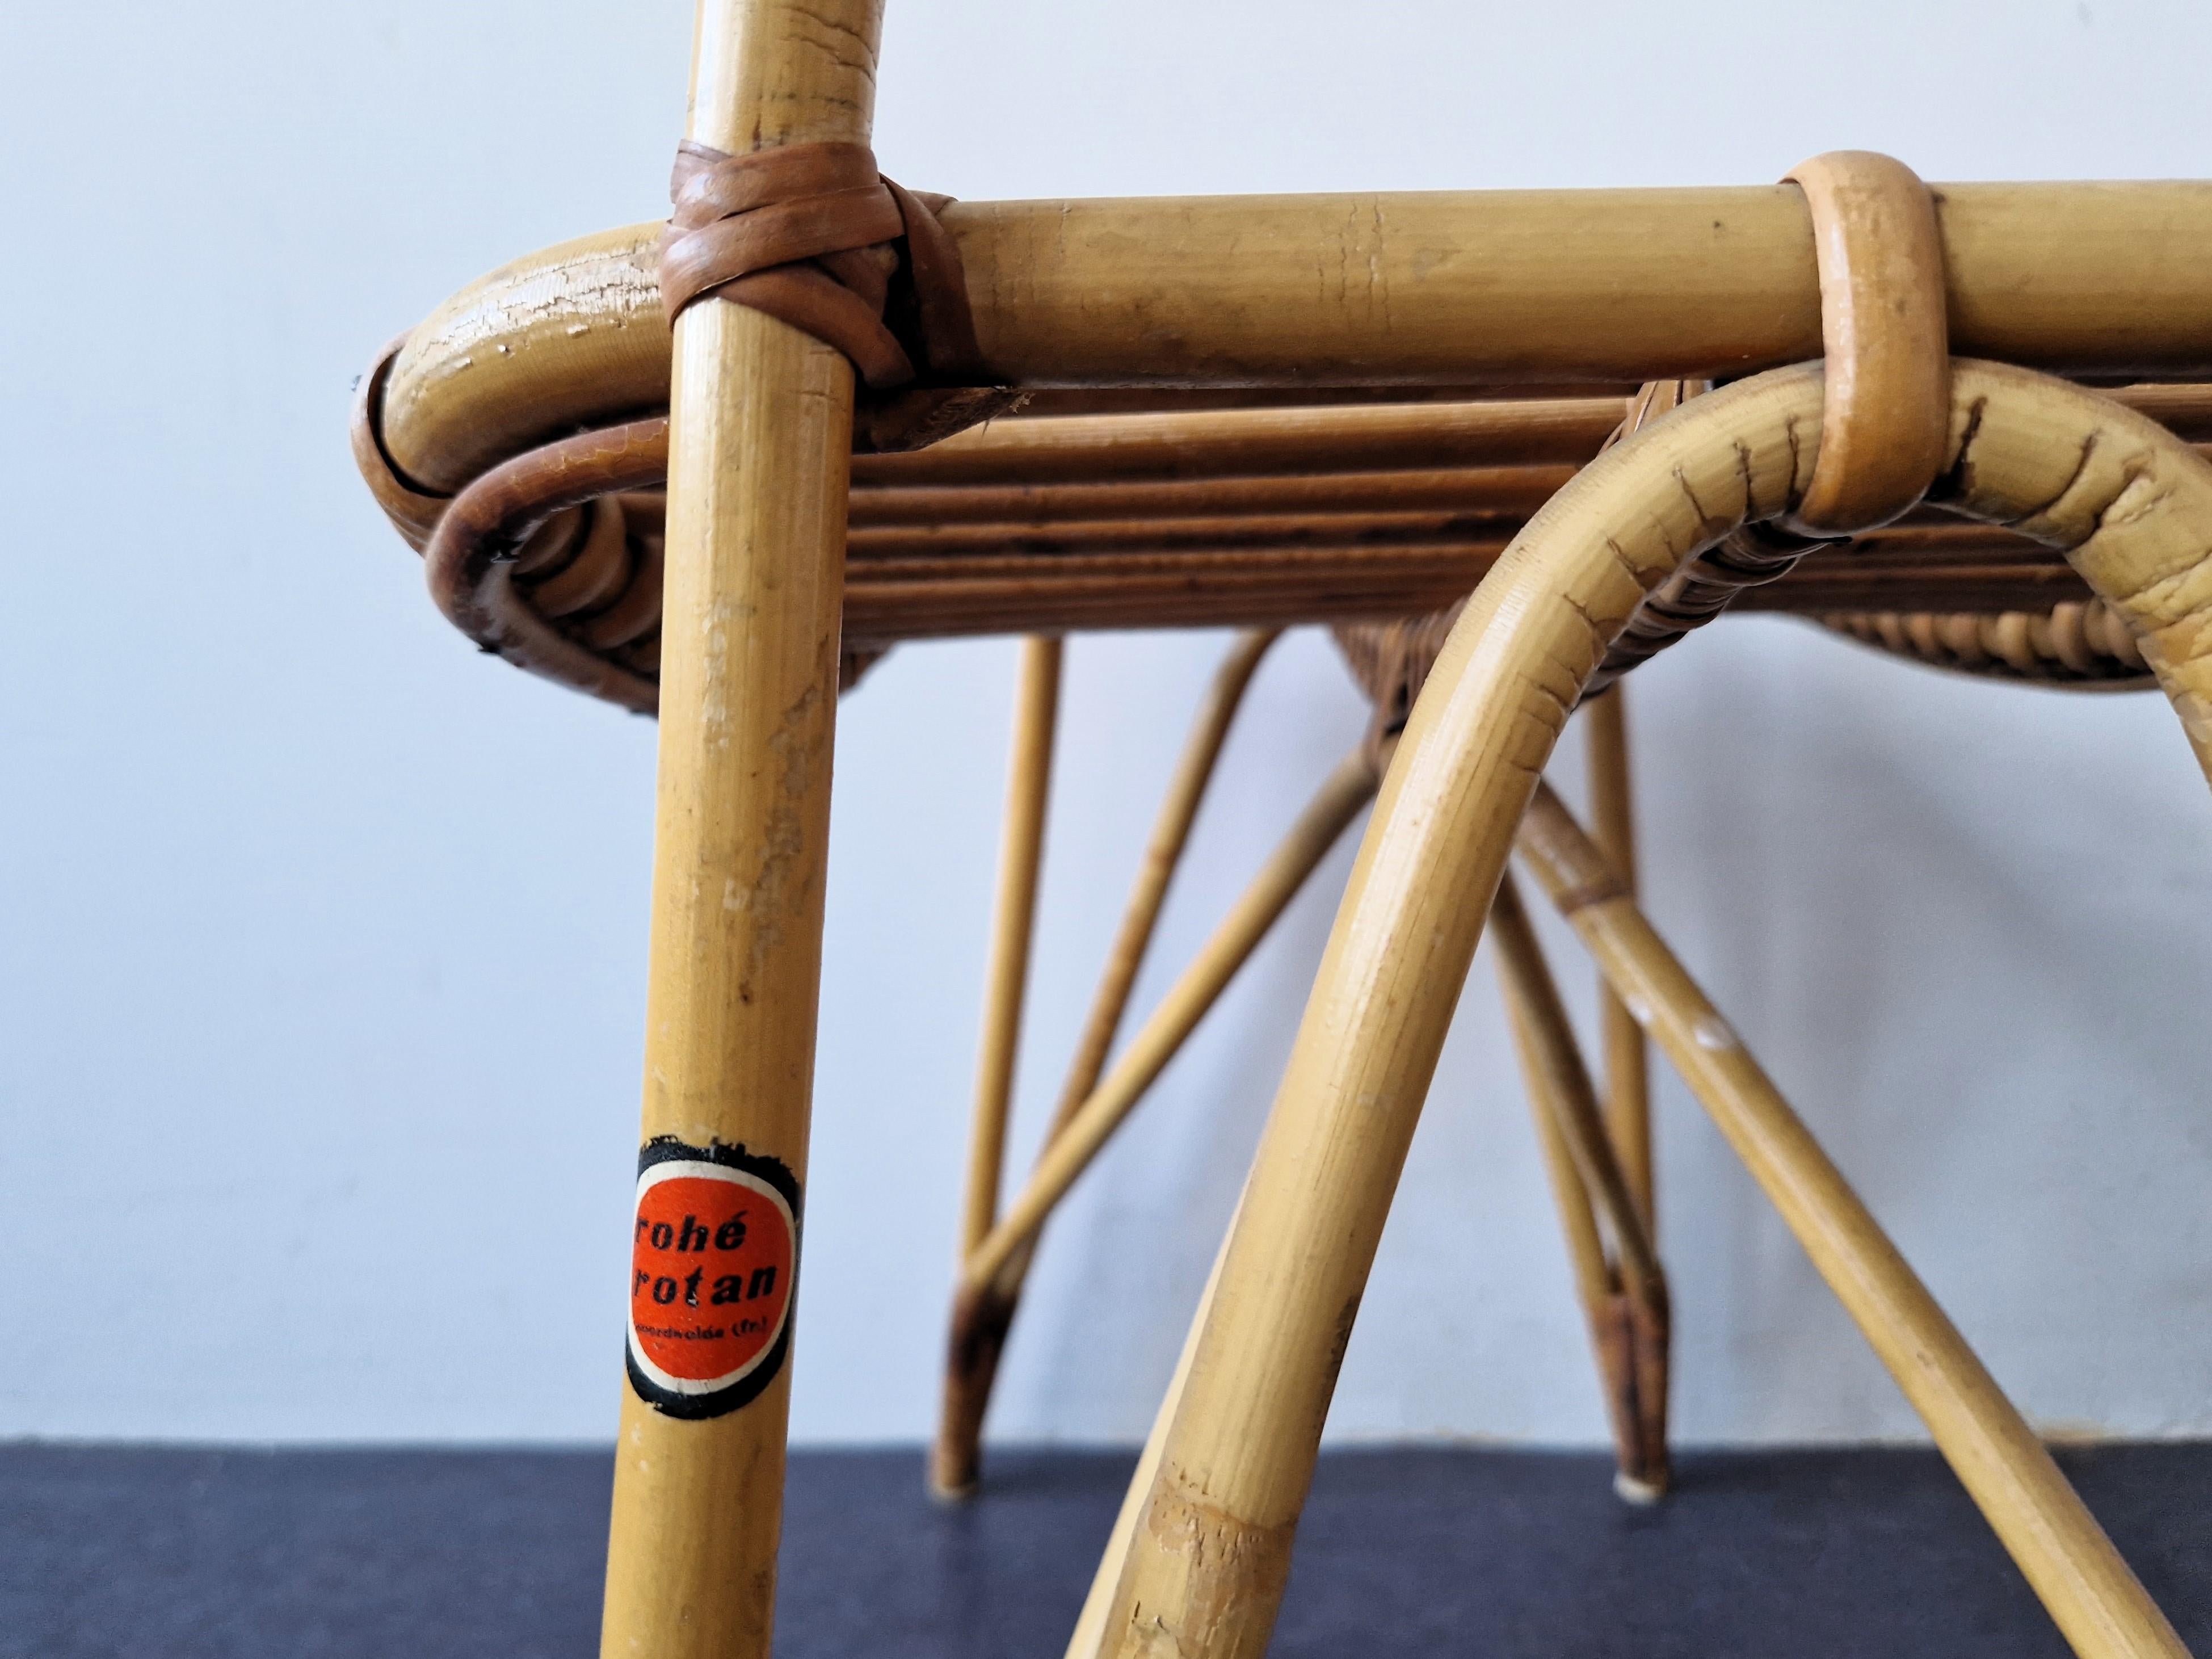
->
<box><xmin>939</xmin><ymin>744</ymin><xmax>1372</xmax><ymax>1505</ymax></box>
<box><xmin>382</xmin><ymin>184</ymin><xmax>2212</xmax><ymax>492</ymax></box>
<box><xmin>958</xmin><ymin>749</ymin><xmax>1379</xmax><ymax>1301</ymax></box>
<box><xmin>381</xmin><ymin>380</ymin><xmax>2212</xmax><ymax>711</ymax></box>
<box><xmin>348</xmin><ymin>19</ymin><xmax>2212</xmax><ymax>1643</ymax></box>
<box><xmin>852</xmin><ymin>468</ymin><xmax>1579</xmax><ymax>524</ymax></box>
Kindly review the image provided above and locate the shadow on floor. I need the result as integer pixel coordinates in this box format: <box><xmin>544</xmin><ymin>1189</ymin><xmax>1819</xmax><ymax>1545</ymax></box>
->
<box><xmin>2</xmin><ymin>1442</ymin><xmax>2205</xmax><ymax>1657</ymax></box>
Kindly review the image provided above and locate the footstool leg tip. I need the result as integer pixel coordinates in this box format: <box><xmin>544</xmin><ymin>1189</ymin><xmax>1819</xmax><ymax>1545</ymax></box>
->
<box><xmin>1613</xmin><ymin>1471</ymin><xmax>1666</xmax><ymax>1507</ymax></box>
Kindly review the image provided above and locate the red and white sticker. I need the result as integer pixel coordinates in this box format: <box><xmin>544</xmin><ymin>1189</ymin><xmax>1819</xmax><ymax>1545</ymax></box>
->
<box><xmin>625</xmin><ymin>1140</ymin><xmax>799</xmax><ymax>1419</ymax></box>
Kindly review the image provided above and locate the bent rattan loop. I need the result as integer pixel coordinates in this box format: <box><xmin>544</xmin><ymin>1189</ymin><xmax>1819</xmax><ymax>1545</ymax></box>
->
<box><xmin>424</xmin><ymin>419</ymin><xmax>671</xmax><ymax>714</ymax></box>
<box><xmin>350</xmin><ymin>335</ymin><xmax>448</xmax><ymax>553</ymax></box>
<box><xmin>1782</xmin><ymin>150</ymin><xmax>1952</xmax><ymax>534</ymax></box>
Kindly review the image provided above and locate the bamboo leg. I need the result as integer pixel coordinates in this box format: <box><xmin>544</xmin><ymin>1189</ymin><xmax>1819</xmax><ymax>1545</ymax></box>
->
<box><xmin>1053</xmin><ymin>630</ymin><xmax>1281</xmax><ymax>1118</ymax></box>
<box><xmin>962</xmin><ymin>749</ymin><xmax>1380</xmax><ymax>1297</ymax></box>
<box><xmin>1516</xmin><ymin>782</ymin><xmax>2187</xmax><ymax>1659</ymax></box>
<box><xmin>1490</xmin><ymin>873</ymin><xmax>1670</xmax><ymax>1500</ymax></box>
<box><xmin>957</xmin><ymin>635</ymin><xmax>1065</xmax><ymax>1262</ymax></box>
<box><xmin>933</xmin><ymin>628</ymin><xmax>1273</xmax><ymax>1497</ymax></box>
<box><xmin>1584</xmin><ymin>686</ymin><xmax>1653</xmax><ymax>1227</ymax></box>
<box><xmin>597</xmin><ymin>4</ymin><xmax>882</xmax><ymax>1657</ymax></box>
<box><xmin>939</xmin><ymin>749</ymin><xmax>1374</xmax><ymax>1528</ymax></box>
<box><xmin>933</xmin><ymin>636</ymin><xmax>1062</xmax><ymax>1496</ymax></box>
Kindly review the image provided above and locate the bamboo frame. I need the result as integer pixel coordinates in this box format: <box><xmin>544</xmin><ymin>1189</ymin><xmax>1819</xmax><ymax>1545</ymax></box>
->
<box><xmin>597</xmin><ymin>3</ymin><xmax>882</xmax><ymax>1657</ymax></box>
<box><xmin>1090</xmin><ymin>360</ymin><xmax>2212</xmax><ymax>1659</ymax></box>
<box><xmin>933</xmin><ymin>628</ymin><xmax>1276</xmax><ymax>1497</ymax></box>
<box><xmin>1047</xmin><ymin>631</ymin><xmax>1281</xmax><ymax>1124</ymax></box>
<box><xmin>847</xmin><ymin>464</ymin><xmax>1578</xmax><ymax>526</ymax></box>
<box><xmin>853</xmin><ymin>398</ymin><xmax>1628</xmax><ymax>487</ymax></box>
<box><xmin>351</xmin><ymin>31</ymin><xmax>2212</xmax><ymax>1638</ymax></box>
<box><xmin>848</xmin><ymin>520</ymin><xmax>2117</xmax><ymax>639</ymax></box>
<box><xmin>1065</xmin><ymin>1179</ymin><xmax>1248</xmax><ymax>1659</ymax></box>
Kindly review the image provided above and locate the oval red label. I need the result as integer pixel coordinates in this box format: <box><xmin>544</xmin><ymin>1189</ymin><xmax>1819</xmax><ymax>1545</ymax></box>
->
<box><xmin>626</xmin><ymin>1152</ymin><xmax>797</xmax><ymax>1416</ymax></box>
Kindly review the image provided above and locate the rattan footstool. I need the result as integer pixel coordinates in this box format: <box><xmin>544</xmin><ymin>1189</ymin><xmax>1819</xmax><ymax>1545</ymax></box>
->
<box><xmin>355</xmin><ymin>7</ymin><xmax>2211</xmax><ymax>1652</ymax></box>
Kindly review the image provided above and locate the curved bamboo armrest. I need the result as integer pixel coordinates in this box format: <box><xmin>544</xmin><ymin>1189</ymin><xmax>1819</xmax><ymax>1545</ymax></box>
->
<box><xmin>1090</xmin><ymin>359</ymin><xmax>2212</xmax><ymax>1659</ymax></box>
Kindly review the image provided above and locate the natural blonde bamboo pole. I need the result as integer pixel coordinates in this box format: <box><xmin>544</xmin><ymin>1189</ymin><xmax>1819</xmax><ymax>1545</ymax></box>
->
<box><xmin>1511</xmin><ymin>980</ymin><xmax>1613</xmax><ymax>1310</ymax></box>
<box><xmin>961</xmin><ymin>749</ymin><xmax>1378</xmax><ymax>1298</ymax></box>
<box><xmin>930</xmin><ymin>634</ymin><xmax>1065</xmax><ymax>1498</ymax></box>
<box><xmin>598</xmin><ymin>3</ymin><xmax>881</xmax><ymax>1657</ymax></box>
<box><xmin>1089</xmin><ymin>362</ymin><xmax>2212</xmax><ymax>1659</ymax></box>
<box><xmin>385</xmin><ymin>185</ymin><xmax>2212</xmax><ymax>488</ymax></box>
<box><xmin>834</xmin><ymin>540</ymin><xmax>2107</xmax><ymax>644</ymax></box>
<box><xmin>841</xmin><ymin>541</ymin><xmax>1513</xmax><ymax>639</ymax></box>
<box><xmin>1489</xmin><ymin>873</ymin><xmax>1670</xmax><ymax>1499</ymax></box>
<box><xmin>956</xmin><ymin>636</ymin><xmax>1065</xmax><ymax>1259</ymax></box>
<box><xmin>1584</xmin><ymin>687</ymin><xmax>1653</xmax><ymax>1227</ymax></box>
<box><xmin>852</xmin><ymin>400</ymin><xmax>1622</xmax><ymax>489</ymax></box>
<box><xmin>930</xmin><ymin>629</ymin><xmax>1277</xmax><ymax>1497</ymax></box>
<box><xmin>1515</xmin><ymin>781</ymin><xmax>2186</xmax><ymax>1659</ymax></box>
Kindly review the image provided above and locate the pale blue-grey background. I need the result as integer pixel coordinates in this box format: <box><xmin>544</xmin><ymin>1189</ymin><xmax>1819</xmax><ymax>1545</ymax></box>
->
<box><xmin>2</xmin><ymin>0</ymin><xmax>2208</xmax><ymax>1444</ymax></box>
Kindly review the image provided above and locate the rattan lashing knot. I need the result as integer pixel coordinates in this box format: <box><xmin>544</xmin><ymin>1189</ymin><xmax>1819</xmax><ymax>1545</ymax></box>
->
<box><xmin>657</xmin><ymin>140</ymin><xmax>1016</xmax><ymax>453</ymax></box>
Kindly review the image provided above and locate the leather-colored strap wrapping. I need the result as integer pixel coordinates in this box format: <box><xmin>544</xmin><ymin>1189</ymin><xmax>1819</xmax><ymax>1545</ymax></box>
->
<box><xmin>1781</xmin><ymin>150</ymin><xmax>1951</xmax><ymax>534</ymax></box>
<box><xmin>657</xmin><ymin>139</ymin><xmax>1010</xmax><ymax>451</ymax></box>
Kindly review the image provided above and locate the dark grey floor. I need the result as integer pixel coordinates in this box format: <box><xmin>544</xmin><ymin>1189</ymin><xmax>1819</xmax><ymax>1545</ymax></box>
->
<box><xmin>3</xmin><ymin>1442</ymin><xmax>2206</xmax><ymax>1657</ymax></box>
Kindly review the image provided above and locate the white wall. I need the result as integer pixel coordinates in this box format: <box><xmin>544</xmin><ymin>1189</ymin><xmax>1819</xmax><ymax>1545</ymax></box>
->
<box><xmin>3</xmin><ymin>0</ymin><xmax>2209</xmax><ymax>1447</ymax></box>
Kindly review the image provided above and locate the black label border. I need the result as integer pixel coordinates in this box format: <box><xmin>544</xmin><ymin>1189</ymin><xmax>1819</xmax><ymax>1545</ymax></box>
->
<box><xmin>626</xmin><ymin>1136</ymin><xmax>802</xmax><ymax>1421</ymax></box>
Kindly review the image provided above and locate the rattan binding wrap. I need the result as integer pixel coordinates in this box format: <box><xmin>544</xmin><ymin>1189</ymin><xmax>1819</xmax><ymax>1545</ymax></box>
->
<box><xmin>1332</xmin><ymin>380</ymin><xmax>2156</xmax><ymax>740</ymax></box>
<box><xmin>1331</xmin><ymin>157</ymin><xmax>2156</xmax><ymax>728</ymax></box>
<box><xmin>1820</xmin><ymin>601</ymin><xmax>2151</xmax><ymax>686</ymax></box>
<box><xmin>1333</xmin><ymin>381</ymin><xmax>1818</xmax><ymax>742</ymax></box>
